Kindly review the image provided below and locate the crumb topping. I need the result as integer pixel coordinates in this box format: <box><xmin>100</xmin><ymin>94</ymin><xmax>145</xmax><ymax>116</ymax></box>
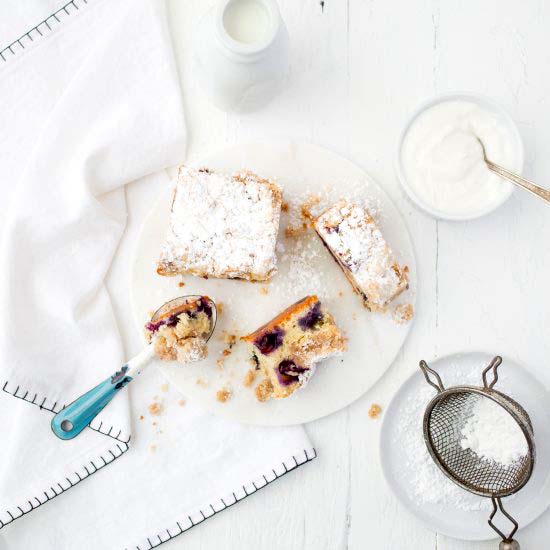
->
<box><xmin>255</xmin><ymin>378</ymin><xmax>274</xmax><ymax>402</ymax></box>
<box><xmin>392</xmin><ymin>303</ymin><xmax>414</xmax><ymax>324</ymax></box>
<box><xmin>216</xmin><ymin>388</ymin><xmax>232</xmax><ymax>403</ymax></box>
<box><xmin>158</xmin><ymin>167</ymin><xmax>282</xmax><ymax>280</ymax></box>
<box><xmin>243</xmin><ymin>369</ymin><xmax>256</xmax><ymax>388</ymax></box>
<box><xmin>148</xmin><ymin>402</ymin><xmax>163</xmax><ymax>416</ymax></box>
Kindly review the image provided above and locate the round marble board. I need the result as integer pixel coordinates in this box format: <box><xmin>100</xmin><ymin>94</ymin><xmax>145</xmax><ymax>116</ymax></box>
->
<box><xmin>130</xmin><ymin>142</ymin><xmax>416</xmax><ymax>426</ymax></box>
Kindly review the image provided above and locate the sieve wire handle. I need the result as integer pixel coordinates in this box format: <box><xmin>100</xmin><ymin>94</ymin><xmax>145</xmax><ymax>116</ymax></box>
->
<box><xmin>482</xmin><ymin>356</ymin><xmax>503</xmax><ymax>389</ymax></box>
<box><xmin>489</xmin><ymin>496</ymin><xmax>520</xmax><ymax>549</ymax></box>
<box><xmin>419</xmin><ymin>360</ymin><xmax>445</xmax><ymax>392</ymax></box>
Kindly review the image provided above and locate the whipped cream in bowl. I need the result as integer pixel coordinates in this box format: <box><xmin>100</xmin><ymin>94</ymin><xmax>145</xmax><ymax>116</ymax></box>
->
<box><xmin>397</xmin><ymin>93</ymin><xmax>524</xmax><ymax>220</ymax></box>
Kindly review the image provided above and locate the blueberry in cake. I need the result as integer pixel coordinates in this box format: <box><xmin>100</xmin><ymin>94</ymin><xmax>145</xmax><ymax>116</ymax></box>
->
<box><xmin>314</xmin><ymin>200</ymin><xmax>408</xmax><ymax>312</ymax></box>
<box><xmin>145</xmin><ymin>296</ymin><xmax>214</xmax><ymax>365</ymax></box>
<box><xmin>157</xmin><ymin>166</ymin><xmax>283</xmax><ymax>281</ymax></box>
<box><xmin>242</xmin><ymin>296</ymin><xmax>347</xmax><ymax>399</ymax></box>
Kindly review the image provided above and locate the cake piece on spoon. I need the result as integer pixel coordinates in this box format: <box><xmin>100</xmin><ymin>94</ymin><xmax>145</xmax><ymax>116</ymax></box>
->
<box><xmin>314</xmin><ymin>200</ymin><xmax>408</xmax><ymax>312</ymax></box>
<box><xmin>242</xmin><ymin>296</ymin><xmax>347</xmax><ymax>399</ymax></box>
<box><xmin>157</xmin><ymin>166</ymin><xmax>282</xmax><ymax>281</ymax></box>
<box><xmin>145</xmin><ymin>296</ymin><xmax>215</xmax><ymax>365</ymax></box>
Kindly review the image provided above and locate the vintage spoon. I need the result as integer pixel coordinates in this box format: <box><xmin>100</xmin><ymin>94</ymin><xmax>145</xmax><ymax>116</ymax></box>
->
<box><xmin>51</xmin><ymin>295</ymin><xmax>217</xmax><ymax>440</ymax></box>
<box><xmin>476</xmin><ymin>137</ymin><xmax>550</xmax><ymax>204</ymax></box>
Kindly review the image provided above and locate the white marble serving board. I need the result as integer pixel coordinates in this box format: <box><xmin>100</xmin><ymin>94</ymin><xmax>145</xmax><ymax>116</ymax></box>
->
<box><xmin>130</xmin><ymin>142</ymin><xmax>416</xmax><ymax>426</ymax></box>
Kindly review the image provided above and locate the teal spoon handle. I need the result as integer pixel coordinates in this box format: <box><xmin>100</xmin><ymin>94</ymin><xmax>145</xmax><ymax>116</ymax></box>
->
<box><xmin>51</xmin><ymin>344</ymin><xmax>155</xmax><ymax>440</ymax></box>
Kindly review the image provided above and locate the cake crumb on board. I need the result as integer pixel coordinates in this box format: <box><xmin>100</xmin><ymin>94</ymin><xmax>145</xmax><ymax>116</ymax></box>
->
<box><xmin>392</xmin><ymin>303</ymin><xmax>414</xmax><ymax>324</ymax></box>
<box><xmin>259</xmin><ymin>286</ymin><xmax>269</xmax><ymax>295</ymax></box>
<box><xmin>196</xmin><ymin>378</ymin><xmax>208</xmax><ymax>388</ymax></box>
<box><xmin>216</xmin><ymin>388</ymin><xmax>232</xmax><ymax>403</ymax></box>
<box><xmin>222</xmin><ymin>331</ymin><xmax>237</xmax><ymax>346</ymax></box>
<box><xmin>160</xmin><ymin>383</ymin><xmax>169</xmax><ymax>392</ymax></box>
<box><xmin>368</xmin><ymin>403</ymin><xmax>382</xmax><ymax>419</ymax></box>
<box><xmin>243</xmin><ymin>369</ymin><xmax>256</xmax><ymax>388</ymax></box>
<box><xmin>178</xmin><ymin>399</ymin><xmax>185</xmax><ymax>407</ymax></box>
<box><xmin>255</xmin><ymin>378</ymin><xmax>273</xmax><ymax>402</ymax></box>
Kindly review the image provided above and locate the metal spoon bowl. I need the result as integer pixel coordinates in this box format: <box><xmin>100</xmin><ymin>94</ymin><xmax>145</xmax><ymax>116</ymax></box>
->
<box><xmin>51</xmin><ymin>295</ymin><xmax>217</xmax><ymax>440</ymax></box>
<box><xmin>476</xmin><ymin>137</ymin><xmax>550</xmax><ymax>204</ymax></box>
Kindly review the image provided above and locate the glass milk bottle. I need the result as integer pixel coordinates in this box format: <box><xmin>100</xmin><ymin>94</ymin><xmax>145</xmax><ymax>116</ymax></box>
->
<box><xmin>192</xmin><ymin>0</ymin><xmax>290</xmax><ymax>112</ymax></box>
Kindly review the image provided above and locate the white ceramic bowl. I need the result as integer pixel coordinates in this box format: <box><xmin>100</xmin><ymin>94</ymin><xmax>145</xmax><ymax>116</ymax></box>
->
<box><xmin>396</xmin><ymin>92</ymin><xmax>525</xmax><ymax>221</ymax></box>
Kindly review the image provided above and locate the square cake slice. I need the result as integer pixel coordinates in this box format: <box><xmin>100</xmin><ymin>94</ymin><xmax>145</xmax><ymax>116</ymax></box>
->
<box><xmin>242</xmin><ymin>296</ymin><xmax>347</xmax><ymax>399</ymax></box>
<box><xmin>157</xmin><ymin>166</ymin><xmax>282</xmax><ymax>281</ymax></box>
<box><xmin>314</xmin><ymin>200</ymin><xmax>408</xmax><ymax>311</ymax></box>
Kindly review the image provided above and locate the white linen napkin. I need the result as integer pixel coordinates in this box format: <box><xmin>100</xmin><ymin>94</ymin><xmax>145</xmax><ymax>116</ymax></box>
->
<box><xmin>0</xmin><ymin>1</ymin><xmax>314</xmax><ymax>547</ymax></box>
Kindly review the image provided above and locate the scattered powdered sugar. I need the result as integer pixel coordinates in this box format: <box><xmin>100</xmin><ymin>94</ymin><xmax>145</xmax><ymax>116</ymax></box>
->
<box><xmin>460</xmin><ymin>395</ymin><xmax>528</xmax><ymax>466</ymax></box>
<box><xmin>396</xmin><ymin>385</ymin><xmax>489</xmax><ymax>511</ymax></box>
<box><xmin>275</xmin><ymin>184</ymin><xmax>390</xmax><ymax>301</ymax></box>
<box><xmin>279</xmin><ymin>236</ymin><xmax>326</xmax><ymax>296</ymax></box>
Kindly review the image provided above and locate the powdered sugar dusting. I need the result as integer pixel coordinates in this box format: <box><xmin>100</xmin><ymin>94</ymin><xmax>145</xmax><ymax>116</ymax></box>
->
<box><xmin>158</xmin><ymin>167</ymin><xmax>282</xmax><ymax>280</ymax></box>
<box><xmin>460</xmin><ymin>395</ymin><xmax>528</xmax><ymax>466</ymax></box>
<box><xmin>396</xmin><ymin>384</ymin><xmax>489</xmax><ymax>511</ymax></box>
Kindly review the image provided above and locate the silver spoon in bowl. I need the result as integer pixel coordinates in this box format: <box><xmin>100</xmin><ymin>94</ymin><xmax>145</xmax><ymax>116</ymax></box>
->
<box><xmin>476</xmin><ymin>137</ymin><xmax>550</xmax><ymax>204</ymax></box>
<box><xmin>51</xmin><ymin>295</ymin><xmax>217</xmax><ymax>440</ymax></box>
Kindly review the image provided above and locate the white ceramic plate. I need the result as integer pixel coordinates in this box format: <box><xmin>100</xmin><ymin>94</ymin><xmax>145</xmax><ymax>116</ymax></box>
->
<box><xmin>131</xmin><ymin>142</ymin><xmax>416</xmax><ymax>426</ymax></box>
<box><xmin>380</xmin><ymin>352</ymin><xmax>550</xmax><ymax>541</ymax></box>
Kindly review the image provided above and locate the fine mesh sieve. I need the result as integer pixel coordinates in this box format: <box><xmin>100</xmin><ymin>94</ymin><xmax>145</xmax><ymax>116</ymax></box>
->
<box><xmin>419</xmin><ymin>356</ymin><xmax>536</xmax><ymax>550</ymax></box>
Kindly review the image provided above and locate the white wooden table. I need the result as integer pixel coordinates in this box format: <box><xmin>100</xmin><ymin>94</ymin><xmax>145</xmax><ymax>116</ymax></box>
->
<box><xmin>162</xmin><ymin>1</ymin><xmax>550</xmax><ymax>548</ymax></box>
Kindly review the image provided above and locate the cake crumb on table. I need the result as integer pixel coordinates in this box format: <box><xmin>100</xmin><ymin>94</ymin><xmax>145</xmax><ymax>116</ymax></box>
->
<box><xmin>392</xmin><ymin>303</ymin><xmax>414</xmax><ymax>324</ymax></box>
<box><xmin>259</xmin><ymin>287</ymin><xmax>269</xmax><ymax>295</ymax></box>
<box><xmin>243</xmin><ymin>369</ymin><xmax>256</xmax><ymax>388</ymax></box>
<box><xmin>196</xmin><ymin>378</ymin><xmax>208</xmax><ymax>388</ymax></box>
<box><xmin>216</xmin><ymin>388</ymin><xmax>232</xmax><ymax>403</ymax></box>
<box><xmin>178</xmin><ymin>281</ymin><xmax>185</xmax><ymax>287</ymax></box>
<box><xmin>148</xmin><ymin>402</ymin><xmax>163</xmax><ymax>416</ymax></box>
<box><xmin>139</xmin><ymin>415</ymin><xmax>144</xmax><ymax>421</ymax></box>
<box><xmin>368</xmin><ymin>403</ymin><xmax>382</xmax><ymax>419</ymax></box>
<box><xmin>217</xmin><ymin>302</ymin><xmax>224</xmax><ymax>315</ymax></box>
<box><xmin>255</xmin><ymin>378</ymin><xmax>274</xmax><ymax>402</ymax></box>
<box><xmin>222</xmin><ymin>348</ymin><xmax>232</xmax><ymax>357</ymax></box>
<box><xmin>216</xmin><ymin>358</ymin><xmax>225</xmax><ymax>369</ymax></box>
<box><xmin>178</xmin><ymin>399</ymin><xmax>185</xmax><ymax>407</ymax></box>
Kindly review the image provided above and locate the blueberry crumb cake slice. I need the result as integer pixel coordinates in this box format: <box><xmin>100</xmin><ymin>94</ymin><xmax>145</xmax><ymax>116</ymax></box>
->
<box><xmin>157</xmin><ymin>166</ymin><xmax>282</xmax><ymax>281</ymax></box>
<box><xmin>314</xmin><ymin>200</ymin><xmax>408</xmax><ymax>312</ymax></box>
<box><xmin>145</xmin><ymin>296</ymin><xmax>214</xmax><ymax>365</ymax></box>
<box><xmin>242</xmin><ymin>296</ymin><xmax>347</xmax><ymax>400</ymax></box>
